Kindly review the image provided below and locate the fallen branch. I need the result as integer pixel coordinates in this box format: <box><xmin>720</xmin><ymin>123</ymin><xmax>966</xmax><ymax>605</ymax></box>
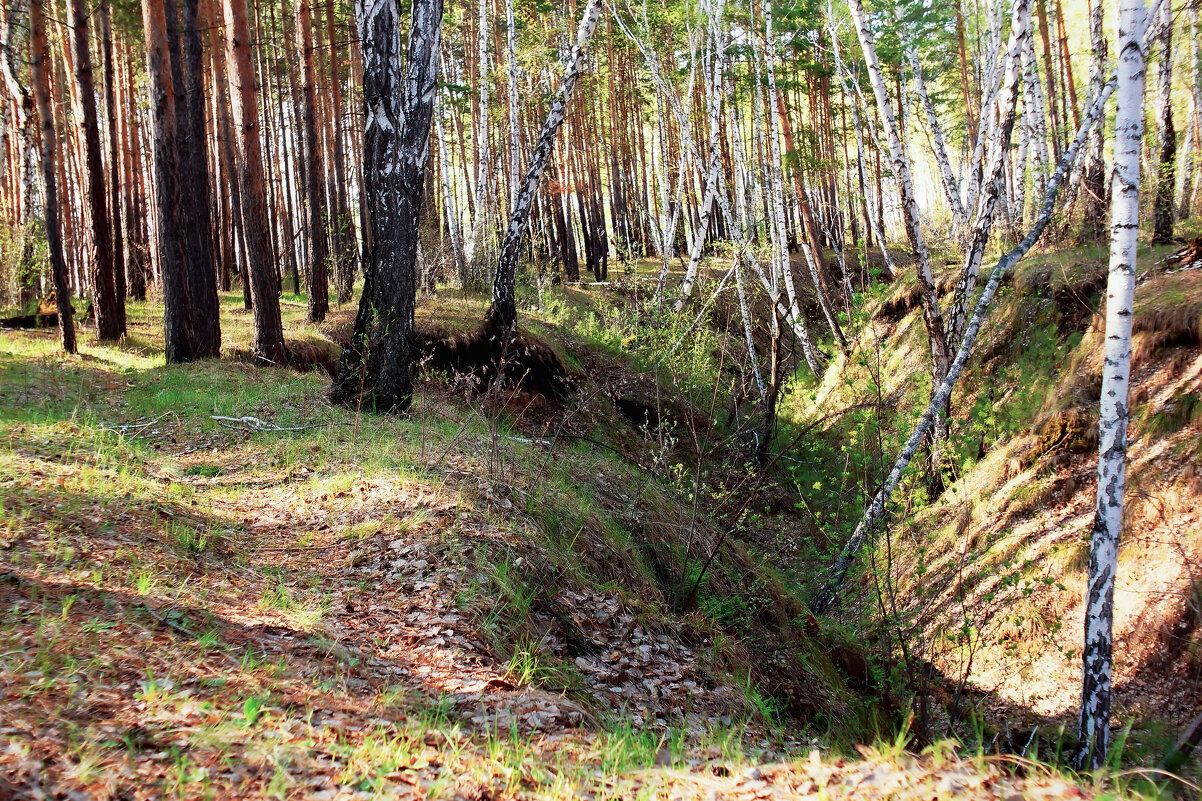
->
<box><xmin>99</xmin><ymin>412</ymin><xmax>173</xmax><ymax>439</ymax></box>
<box><xmin>210</xmin><ymin>415</ymin><xmax>329</xmax><ymax>433</ymax></box>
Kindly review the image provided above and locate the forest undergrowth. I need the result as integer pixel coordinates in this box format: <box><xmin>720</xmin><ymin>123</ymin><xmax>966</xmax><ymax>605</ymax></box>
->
<box><xmin>1</xmin><ymin>237</ymin><xmax>1197</xmax><ymax>798</ymax></box>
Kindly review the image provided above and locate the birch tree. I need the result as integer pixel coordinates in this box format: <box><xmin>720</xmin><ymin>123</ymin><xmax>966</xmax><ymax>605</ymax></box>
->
<box><xmin>1081</xmin><ymin>0</ymin><xmax>1109</xmax><ymax>239</ymax></box>
<box><xmin>505</xmin><ymin>0</ymin><xmax>521</xmax><ymax>210</ymax></box>
<box><xmin>1178</xmin><ymin>6</ymin><xmax>1200</xmax><ymax>217</ymax></box>
<box><xmin>330</xmin><ymin>0</ymin><xmax>443</xmax><ymax>412</ymax></box>
<box><xmin>946</xmin><ymin>0</ymin><xmax>1029</xmax><ymax>352</ymax></box>
<box><xmin>612</xmin><ymin>4</ymin><xmax>825</xmax><ymax>373</ymax></box>
<box><xmin>908</xmin><ymin>47</ymin><xmax>966</xmax><ymax>229</ymax></box>
<box><xmin>676</xmin><ymin>0</ymin><xmax>725</xmax><ymax>312</ymax></box>
<box><xmin>810</xmin><ymin>14</ymin><xmax>1145</xmax><ymax>614</ymax></box>
<box><xmin>1076</xmin><ymin>0</ymin><xmax>1149</xmax><ymax>770</ymax></box>
<box><xmin>487</xmin><ymin>0</ymin><xmax>603</xmax><ymax>333</ymax></box>
<box><xmin>844</xmin><ymin>0</ymin><xmax>953</xmax><ymax>460</ymax></box>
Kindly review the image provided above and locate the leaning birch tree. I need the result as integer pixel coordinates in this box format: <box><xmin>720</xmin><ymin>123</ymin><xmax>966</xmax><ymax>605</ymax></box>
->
<box><xmin>1076</xmin><ymin>0</ymin><xmax>1149</xmax><ymax>770</ymax></box>
<box><xmin>809</xmin><ymin>0</ymin><xmax>1164</xmax><ymax>613</ymax></box>
<box><xmin>486</xmin><ymin>0</ymin><xmax>603</xmax><ymax>334</ymax></box>
<box><xmin>844</xmin><ymin>0</ymin><xmax>954</xmax><ymax>468</ymax></box>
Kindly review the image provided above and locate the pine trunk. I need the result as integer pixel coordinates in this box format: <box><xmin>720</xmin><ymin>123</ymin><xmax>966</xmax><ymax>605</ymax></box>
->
<box><xmin>178</xmin><ymin>0</ymin><xmax>221</xmax><ymax>356</ymax></box>
<box><xmin>142</xmin><ymin>0</ymin><xmax>196</xmax><ymax>363</ymax></box>
<box><xmin>98</xmin><ymin>0</ymin><xmax>126</xmax><ymax>321</ymax></box>
<box><xmin>29</xmin><ymin>0</ymin><xmax>74</xmax><ymax>353</ymax></box>
<box><xmin>324</xmin><ymin>0</ymin><xmax>357</xmax><ymax>302</ymax></box>
<box><xmin>296</xmin><ymin>0</ymin><xmax>329</xmax><ymax>322</ymax></box>
<box><xmin>67</xmin><ymin>0</ymin><xmax>121</xmax><ymax>340</ymax></box>
<box><xmin>223</xmin><ymin>0</ymin><xmax>286</xmax><ymax>365</ymax></box>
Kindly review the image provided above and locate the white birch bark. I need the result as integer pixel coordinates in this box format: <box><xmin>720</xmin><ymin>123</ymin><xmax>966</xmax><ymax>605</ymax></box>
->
<box><xmin>827</xmin><ymin>15</ymin><xmax>897</xmax><ymax>279</ymax></box>
<box><xmin>726</xmin><ymin>70</ymin><xmax>766</xmax><ymax>403</ymax></box>
<box><xmin>760</xmin><ymin>4</ymin><xmax>845</xmax><ymax>349</ymax></box>
<box><xmin>1014</xmin><ymin>81</ymin><xmax>1031</xmax><ymax>228</ymax></box>
<box><xmin>908</xmin><ymin>47</ymin><xmax>966</xmax><ymax>228</ymax></box>
<box><xmin>0</xmin><ymin>0</ymin><xmax>29</xmax><ymax>202</ymax></box>
<box><xmin>613</xmin><ymin>4</ymin><xmax>826</xmax><ymax>373</ymax></box>
<box><xmin>1150</xmin><ymin>0</ymin><xmax>1174</xmax><ymax>242</ymax></box>
<box><xmin>1180</xmin><ymin>116</ymin><xmax>1196</xmax><ymax>218</ymax></box>
<box><xmin>845</xmin><ymin>0</ymin><xmax>951</xmax><ymax>384</ymax></box>
<box><xmin>434</xmin><ymin>88</ymin><xmax>466</xmax><ymax>284</ymax></box>
<box><xmin>677</xmin><ymin>0</ymin><xmax>726</xmax><ymax>311</ymax></box>
<box><xmin>472</xmin><ymin>0</ymin><xmax>491</xmax><ymax>266</ymax></box>
<box><xmin>946</xmin><ymin>0</ymin><xmax>1030</xmax><ymax>351</ymax></box>
<box><xmin>487</xmin><ymin>0</ymin><xmax>602</xmax><ymax>331</ymax></box>
<box><xmin>1076</xmin><ymin>0</ymin><xmax>1148</xmax><ymax>770</ymax></box>
<box><xmin>808</xmin><ymin>185</ymin><xmax>854</xmax><ymax>306</ymax></box>
<box><xmin>811</xmin><ymin>33</ymin><xmax>1132</xmax><ymax>615</ymax></box>
<box><xmin>505</xmin><ymin>0</ymin><xmax>521</xmax><ymax>210</ymax></box>
<box><xmin>1</xmin><ymin>0</ymin><xmax>28</xmax><ymax>184</ymax></box>
<box><xmin>332</xmin><ymin>0</ymin><xmax>442</xmax><ymax>410</ymax></box>
<box><xmin>1081</xmin><ymin>0</ymin><xmax>1110</xmax><ymax>230</ymax></box>
<box><xmin>1178</xmin><ymin>6</ymin><xmax>1200</xmax><ymax>216</ymax></box>
<box><xmin>1024</xmin><ymin>32</ymin><xmax>1052</xmax><ymax>207</ymax></box>
<box><xmin>652</xmin><ymin>28</ymin><xmax>699</xmax><ymax>301</ymax></box>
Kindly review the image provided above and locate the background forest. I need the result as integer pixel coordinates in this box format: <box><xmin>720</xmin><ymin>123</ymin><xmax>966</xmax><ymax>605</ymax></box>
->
<box><xmin>1</xmin><ymin>0</ymin><xmax>1201</xmax><ymax>797</ymax></box>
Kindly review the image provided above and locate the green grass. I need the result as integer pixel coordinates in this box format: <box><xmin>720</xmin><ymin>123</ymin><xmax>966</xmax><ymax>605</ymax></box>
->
<box><xmin>1</xmin><ymin>271</ymin><xmax>1189</xmax><ymax>798</ymax></box>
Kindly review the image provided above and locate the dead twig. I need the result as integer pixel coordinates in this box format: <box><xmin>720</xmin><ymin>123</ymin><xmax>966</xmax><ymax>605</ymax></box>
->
<box><xmin>210</xmin><ymin>415</ymin><xmax>332</xmax><ymax>433</ymax></box>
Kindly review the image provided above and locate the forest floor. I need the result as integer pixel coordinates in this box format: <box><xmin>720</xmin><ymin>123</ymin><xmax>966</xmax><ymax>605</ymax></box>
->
<box><xmin>0</xmin><ymin>280</ymin><xmax>1186</xmax><ymax>799</ymax></box>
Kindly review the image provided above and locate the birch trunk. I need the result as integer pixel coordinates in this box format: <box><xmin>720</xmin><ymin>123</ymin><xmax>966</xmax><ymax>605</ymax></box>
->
<box><xmin>909</xmin><ymin>48</ymin><xmax>966</xmax><ymax>227</ymax></box>
<box><xmin>811</xmin><ymin>32</ymin><xmax>1127</xmax><ymax>615</ymax></box>
<box><xmin>1076</xmin><ymin>0</ymin><xmax>1148</xmax><ymax>769</ymax></box>
<box><xmin>827</xmin><ymin>20</ymin><xmax>896</xmax><ymax>279</ymax></box>
<box><xmin>505</xmin><ymin>0</ymin><xmax>520</xmax><ymax>210</ymax></box>
<box><xmin>1081</xmin><ymin>0</ymin><xmax>1109</xmax><ymax>239</ymax></box>
<box><xmin>845</xmin><ymin>0</ymin><xmax>950</xmax><ymax>379</ymax></box>
<box><xmin>613</xmin><ymin>7</ymin><xmax>824</xmax><ymax>373</ymax></box>
<box><xmin>331</xmin><ymin>0</ymin><xmax>442</xmax><ymax>412</ymax></box>
<box><xmin>1014</xmin><ymin>75</ymin><xmax>1031</xmax><ymax>229</ymax></box>
<box><xmin>487</xmin><ymin>0</ymin><xmax>602</xmax><ymax>333</ymax></box>
<box><xmin>1178</xmin><ymin>7</ymin><xmax>1199</xmax><ymax>218</ymax></box>
<box><xmin>677</xmin><ymin>0</ymin><xmax>725</xmax><ymax>311</ymax></box>
<box><xmin>434</xmin><ymin>88</ymin><xmax>466</xmax><ymax>283</ymax></box>
<box><xmin>472</xmin><ymin>0</ymin><xmax>491</xmax><ymax>270</ymax></box>
<box><xmin>947</xmin><ymin>0</ymin><xmax>1030</xmax><ymax>351</ymax></box>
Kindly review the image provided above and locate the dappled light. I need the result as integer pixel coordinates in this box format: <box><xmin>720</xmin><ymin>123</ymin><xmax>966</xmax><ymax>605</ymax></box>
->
<box><xmin>2</xmin><ymin>0</ymin><xmax>1202</xmax><ymax>797</ymax></box>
